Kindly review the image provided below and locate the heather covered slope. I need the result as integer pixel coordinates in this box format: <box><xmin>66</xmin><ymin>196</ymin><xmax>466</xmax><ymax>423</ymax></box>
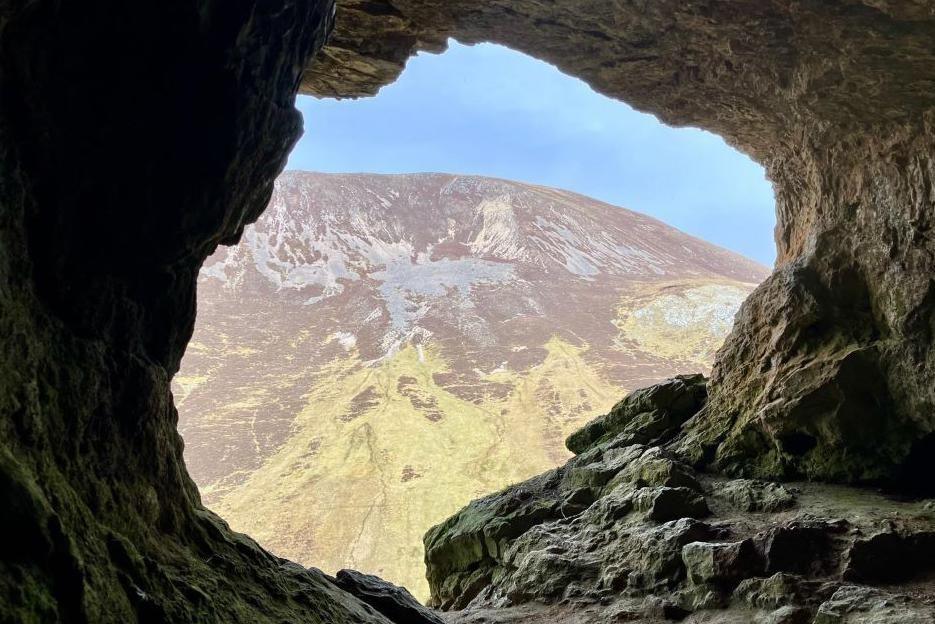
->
<box><xmin>174</xmin><ymin>171</ymin><xmax>766</xmax><ymax>597</ymax></box>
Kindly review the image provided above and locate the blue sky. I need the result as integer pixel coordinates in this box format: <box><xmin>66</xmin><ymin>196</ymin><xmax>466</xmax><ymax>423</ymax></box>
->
<box><xmin>288</xmin><ymin>42</ymin><xmax>777</xmax><ymax>266</ymax></box>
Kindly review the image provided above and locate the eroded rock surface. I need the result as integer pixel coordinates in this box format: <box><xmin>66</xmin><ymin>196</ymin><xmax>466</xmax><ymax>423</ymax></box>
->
<box><xmin>331</xmin><ymin>569</ymin><xmax>445</xmax><ymax>624</ymax></box>
<box><xmin>426</xmin><ymin>378</ymin><xmax>935</xmax><ymax>623</ymax></box>
<box><xmin>0</xmin><ymin>0</ymin><xmax>400</xmax><ymax>622</ymax></box>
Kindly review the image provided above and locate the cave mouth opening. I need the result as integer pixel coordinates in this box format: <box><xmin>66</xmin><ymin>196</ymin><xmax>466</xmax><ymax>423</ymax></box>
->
<box><xmin>173</xmin><ymin>40</ymin><xmax>776</xmax><ymax>601</ymax></box>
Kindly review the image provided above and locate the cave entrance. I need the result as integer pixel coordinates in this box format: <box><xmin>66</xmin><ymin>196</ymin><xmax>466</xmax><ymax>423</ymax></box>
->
<box><xmin>173</xmin><ymin>41</ymin><xmax>775</xmax><ymax>601</ymax></box>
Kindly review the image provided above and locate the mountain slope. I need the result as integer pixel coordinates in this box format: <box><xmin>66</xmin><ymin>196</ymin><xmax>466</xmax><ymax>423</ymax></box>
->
<box><xmin>174</xmin><ymin>171</ymin><xmax>768</xmax><ymax>599</ymax></box>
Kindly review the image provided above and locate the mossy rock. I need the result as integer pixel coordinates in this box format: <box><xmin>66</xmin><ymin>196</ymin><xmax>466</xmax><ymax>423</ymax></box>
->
<box><xmin>566</xmin><ymin>374</ymin><xmax>707</xmax><ymax>455</ymax></box>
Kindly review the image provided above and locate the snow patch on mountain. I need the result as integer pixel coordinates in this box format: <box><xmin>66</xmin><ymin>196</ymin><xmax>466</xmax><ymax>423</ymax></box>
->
<box><xmin>331</xmin><ymin>332</ymin><xmax>357</xmax><ymax>351</ymax></box>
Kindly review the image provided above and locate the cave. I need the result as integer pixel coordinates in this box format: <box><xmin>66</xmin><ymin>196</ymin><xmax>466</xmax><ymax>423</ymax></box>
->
<box><xmin>1</xmin><ymin>1</ymin><xmax>934</xmax><ymax>622</ymax></box>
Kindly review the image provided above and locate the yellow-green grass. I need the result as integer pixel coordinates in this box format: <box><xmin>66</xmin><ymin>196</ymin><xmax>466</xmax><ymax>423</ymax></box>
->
<box><xmin>199</xmin><ymin>338</ymin><xmax>619</xmax><ymax>600</ymax></box>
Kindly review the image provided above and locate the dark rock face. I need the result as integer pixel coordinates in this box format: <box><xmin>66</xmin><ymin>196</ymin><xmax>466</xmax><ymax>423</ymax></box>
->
<box><xmin>682</xmin><ymin>539</ymin><xmax>762</xmax><ymax>588</ymax></box>
<box><xmin>331</xmin><ymin>570</ymin><xmax>445</xmax><ymax>624</ymax></box>
<box><xmin>307</xmin><ymin>0</ymin><xmax>935</xmax><ymax>486</ymax></box>
<box><xmin>424</xmin><ymin>384</ymin><xmax>935</xmax><ymax>621</ymax></box>
<box><xmin>0</xmin><ymin>0</ymin><xmax>400</xmax><ymax>622</ymax></box>
<box><xmin>844</xmin><ymin>530</ymin><xmax>935</xmax><ymax>584</ymax></box>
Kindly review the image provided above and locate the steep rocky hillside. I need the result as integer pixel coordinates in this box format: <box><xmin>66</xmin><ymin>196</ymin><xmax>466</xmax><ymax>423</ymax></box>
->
<box><xmin>174</xmin><ymin>171</ymin><xmax>767</xmax><ymax>598</ymax></box>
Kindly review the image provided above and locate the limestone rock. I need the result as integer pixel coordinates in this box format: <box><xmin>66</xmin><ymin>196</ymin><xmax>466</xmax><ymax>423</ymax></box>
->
<box><xmin>424</xmin><ymin>419</ymin><xmax>712</xmax><ymax>608</ymax></box>
<box><xmin>734</xmin><ymin>573</ymin><xmax>837</xmax><ymax>610</ymax></box>
<box><xmin>565</xmin><ymin>374</ymin><xmax>707</xmax><ymax>455</ymax></box>
<box><xmin>425</xmin><ymin>461</ymin><xmax>715</xmax><ymax>608</ymax></box>
<box><xmin>681</xmin><ymin>540</ymin><xmax>762</xmax><ymax>587</ymax></box>
<box><xmin>632</xmin><ymin>487</ymin><xmax>711</xmax><ymax>523</ymax></box>
<box><xmin>843</xmin><ymin>530</ymin><xmax>935</xmax><ymax>584</ymax></box>
<box><xmin>423</xmin><ymin>470</ymin><xmax>565</xmax><ymax>608</ymax></box>
<box><xmin>757</xmin><ymin>605</ymin><xmax>813</xmax><ymax>624</ymax></box>
<box><xmin>425</xmin><ymin>409</ymin><xmax>935</xmax><ymax>621</ymax></box>
<box><xmin>757</xmin><ymin>520</ymin><xmax>844</xmax><ymax>577</ymax></box>
<box><xmin>640</xmin><ymin>595</ymin><xmax>691</xmax><ymax>621</ymax></box>
<box><xmin>715</xmin><ymin>479</ymin><xmax>797</xmax><ymax>513</ymax></box>
<box><xmin>813</xmin><ymin>586</ymin><xmax>935</xmax><ymax>624</ymax></box>
<box><xmin>582</xmin><ymin>445</ymin><xmax>703</xmax><ymax>496</ymax></box>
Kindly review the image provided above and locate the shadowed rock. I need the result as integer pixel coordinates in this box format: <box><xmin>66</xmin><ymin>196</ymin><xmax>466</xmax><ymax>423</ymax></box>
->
<box><xmin>633</xmin><ymin>486</ymin><xmax>711</xmax><ymax>523</ymax></box>
<box><xmin>844</xmin><ymin>530</ymin><xmax>935</xmax><ymax>584</ymax></box>
<box><xmin>425</xmin><ymin>379</ymin><xmax>935</xmax><ymax>622</ymax></box>
<box><xmin>682</xmin><ymin>539</ymin><xmax>762</xmax><ymax>587</ymax></box>
<box><xmin>0</xmin><ymin>1</ymin><xmax>400</xmax><ymax>621</ymax></box>
<box><xmin>331</xmin><ymin>570</ymin><xmax>445</xmax><ymax>624</ymax></box>
<box><xmin>4</xmin><ymin>0</ymin><xmax>935</xmax><ymax>621</ymax></box>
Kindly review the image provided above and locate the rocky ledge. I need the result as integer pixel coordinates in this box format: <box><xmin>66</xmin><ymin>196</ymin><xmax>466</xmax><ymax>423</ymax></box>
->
<box><xmin>421</xmin><ymin>376</ymin><xmax>935</xmax><ymax>623</ymax></box>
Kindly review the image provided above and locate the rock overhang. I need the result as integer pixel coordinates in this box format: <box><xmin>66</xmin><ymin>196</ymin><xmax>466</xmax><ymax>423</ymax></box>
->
<box><xmin>302</xmin><ymin>1</ymin><xmax>935</xmax><ymax>165</ymax></box>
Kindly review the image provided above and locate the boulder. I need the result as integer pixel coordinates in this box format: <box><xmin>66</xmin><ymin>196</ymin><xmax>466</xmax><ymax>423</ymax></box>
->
<box><xmin>681</xmin><ymin>540</ymin><xmax>762</xmax><ymax>587</ymax></box>
<box><xmin>757</xmin><ymin>520</ymin><xmax>843</xmax><ymax>576</ymax></box>
<box><xmin>332</xmin><ymin>570</ymin><xmax>445</xmax><ymax>624</ymax></box>
<box><xmin>423</xmin><ymin>470</ymin><xmax>564</xmax><ymax>607</ymax></box>
<box><xmin>565</xmin><ymin>375</ymin><xmax>707</xmax><ymax>454</ymax></box>
<box><xmin>633</xmin><ymin>487</ymin><xmax>711</xmax><ymax>523</ymax></box>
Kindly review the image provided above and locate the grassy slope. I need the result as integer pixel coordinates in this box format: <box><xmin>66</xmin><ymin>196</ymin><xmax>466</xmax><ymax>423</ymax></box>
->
<box><xmin>173</xmin><ymin>279</ymin><xmax>753</xmax><ymax>600</ymax></box>
<box><xmin>176</xmin><ymin>338</ymin><xmax>620</xmax><ymax>600</ymax></box>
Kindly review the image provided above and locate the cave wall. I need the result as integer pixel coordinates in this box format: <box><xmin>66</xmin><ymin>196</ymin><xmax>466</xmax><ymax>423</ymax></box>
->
<box><xmin>0</xmin><ymin>1</ymin><xmax>389</xmax><ymax>621</ymax></box>
<box><xmin>307</xmin><ymin>0</ymin><xmax>935</xmax><ymax>486</ymax></box>
<box><xmin>2</xmin><ymin>0</ymin><xmax>934</xmax><ymax>621</ymax></box>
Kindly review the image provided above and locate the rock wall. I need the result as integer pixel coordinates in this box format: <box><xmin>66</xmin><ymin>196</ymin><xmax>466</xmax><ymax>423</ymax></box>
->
<box><xmin>422</xmin><ymin>378</ymin><xmax>935</xmax><ymax>621</ymax></box>
<box><xmin>2</xmin><ymin>0</ymin><xmax>934</xmax><ymax>621</ymax></box>
<box><xmin>0</xmin><ymin>1</ymin><xmax>391</xmax><ymax>621</ymax></box>
<box><xmin>306</xmin><ymin>0</ymin><xmax>935</xmax><ymax>486</ymax></box>
<box><xmin>681</xmin><ymin>126</ymin><xmax>935</xmax><ymax>485</ymax></box>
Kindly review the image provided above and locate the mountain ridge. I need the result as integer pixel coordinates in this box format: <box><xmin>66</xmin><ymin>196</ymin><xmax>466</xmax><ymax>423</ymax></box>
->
<box><xmin>274</xmin><ymin>170</ymin><xmax>769</xmax><ymax>273</ymax></box>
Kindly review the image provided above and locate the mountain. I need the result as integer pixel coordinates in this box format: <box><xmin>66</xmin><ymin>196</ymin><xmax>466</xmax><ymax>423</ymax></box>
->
<box><xmin>173</xmin><ymin>171</ymin><xmax>768</xmax><ymax>599</ymax></box>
